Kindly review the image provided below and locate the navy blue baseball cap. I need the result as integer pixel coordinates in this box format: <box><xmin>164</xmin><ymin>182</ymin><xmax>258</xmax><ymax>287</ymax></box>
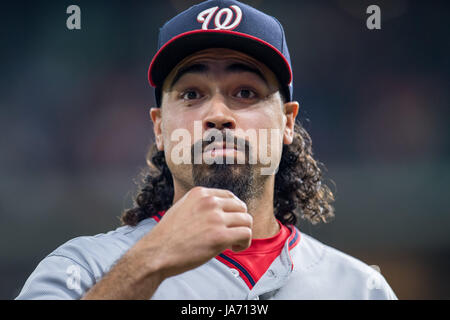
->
<box><xmin>148</xmin><ymin>0</ymin><xmax>293</xmax><ymax>107</ymax></box>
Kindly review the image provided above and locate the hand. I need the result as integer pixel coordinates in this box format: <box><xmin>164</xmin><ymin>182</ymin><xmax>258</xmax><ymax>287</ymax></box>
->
<box><xmin>132</xmin><ymin>186</ymin><xmax>252</xmax><ymax>280</ymax></box>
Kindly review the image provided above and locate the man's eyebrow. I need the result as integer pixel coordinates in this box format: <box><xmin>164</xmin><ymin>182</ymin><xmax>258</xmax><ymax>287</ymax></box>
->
<box><xmin>169</xmin><ymin>62</ymin><xmax>269</xmax><ymax>90</ymax></box>
<box><xmin>170</xmin><ymin>63</ymin><xmax>209</xmax><ymax>89</ymax></box>
<box><xmin>225</xmin><ymin>63</ymin><xmax>268</xmax><ymax>85</ymax></box>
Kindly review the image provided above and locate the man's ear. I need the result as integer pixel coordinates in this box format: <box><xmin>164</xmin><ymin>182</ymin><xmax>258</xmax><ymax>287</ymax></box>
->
<box><xmin>283</xmin><ymin>101</ymin><xmax>299</xmax><ymax>145</ymax></box>
<box><xmin>150</xmin><ymin>107</ymin><xmax>164</xmax><ymax>151</ymax></box>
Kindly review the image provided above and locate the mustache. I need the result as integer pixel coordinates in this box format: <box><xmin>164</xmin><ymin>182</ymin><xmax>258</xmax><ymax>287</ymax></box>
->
<box><xmin>190</xmin><ymin>129</ymin><xmax>251</xmax><ymax>157</ymax></box>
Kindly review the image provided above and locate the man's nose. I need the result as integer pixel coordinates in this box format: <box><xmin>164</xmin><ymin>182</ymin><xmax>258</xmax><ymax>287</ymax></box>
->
<box><xmin>203</xmin><ymin>94</ymin><xmax>236</xmax><ymax>131</ymax></box>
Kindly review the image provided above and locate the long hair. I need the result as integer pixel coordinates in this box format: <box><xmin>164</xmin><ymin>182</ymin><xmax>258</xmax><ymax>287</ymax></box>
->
<box><xmin>120</xmin><ymin>120</ymin><xmax>335</xmax><ymax>227</ymax></box>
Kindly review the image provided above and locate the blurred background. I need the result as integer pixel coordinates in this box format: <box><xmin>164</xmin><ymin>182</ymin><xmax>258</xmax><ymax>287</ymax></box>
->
<box><xmin>1</xmin><ymin>0</ymin><xmax>449</xmax><ymax>299</ymax></box>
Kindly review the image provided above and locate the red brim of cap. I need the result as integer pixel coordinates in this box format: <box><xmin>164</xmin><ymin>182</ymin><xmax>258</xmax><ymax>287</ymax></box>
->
<box><xmin>148</xmin><ymin>29</ymin><xmax>293</xmax><ymax>89</ymax></box>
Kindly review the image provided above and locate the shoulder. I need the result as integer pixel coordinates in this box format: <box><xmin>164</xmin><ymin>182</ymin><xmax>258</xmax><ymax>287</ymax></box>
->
<box><xmin>285</xmin><ymin>231</ymin><xmax>397</xmax><ymax>299</ymax></box>
<box><xmin>292</xmin><ymin>232</ymin><xmax>370</xmax><ymax>274</ymax></box>
<box><xmin>50</xmin><ymin>218</ymin><xmax>157</xmax><ymax>274</ymax></box>
<box><xmin>15</xmin><ymin>218</ymin><xmax>157</xmax><ymax>299</ymax></box>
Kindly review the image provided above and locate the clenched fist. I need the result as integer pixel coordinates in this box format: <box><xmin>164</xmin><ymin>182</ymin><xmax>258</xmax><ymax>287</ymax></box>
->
<box><xmin>131</xmin><ymin>186</ymin><xmax>253</xmax><ymax>280</ymax></box>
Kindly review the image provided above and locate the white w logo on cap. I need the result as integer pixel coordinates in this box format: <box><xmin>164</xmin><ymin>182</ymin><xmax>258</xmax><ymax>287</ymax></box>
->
<box><xmin>197</xmin><ymin>5</ymin><xmax>243</xmax><ymax>30</ymax></box>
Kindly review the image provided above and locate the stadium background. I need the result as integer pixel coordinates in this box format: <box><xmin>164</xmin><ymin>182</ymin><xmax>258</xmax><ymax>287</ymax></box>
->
<box><xmin>0</xmin><ymin>0</ymin><xmax>449</xmax><ymax>299</ymax></box>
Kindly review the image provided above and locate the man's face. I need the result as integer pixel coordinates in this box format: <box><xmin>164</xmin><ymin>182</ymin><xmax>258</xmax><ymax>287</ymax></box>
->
<box><xmin>150</xmin><ymin>48</ymin><xmax>298</xmax><ymax>201</ymax></box>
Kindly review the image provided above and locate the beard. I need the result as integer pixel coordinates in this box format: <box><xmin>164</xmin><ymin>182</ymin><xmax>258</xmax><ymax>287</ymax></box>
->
<box><xmin>192</xmin><ymin>162</ymin><xmax>264</xmax><ymax>204</ymax></box>
<box><xmin>191</xmin><ymin>131</ymin><xmax>267</xmax><ymax>204</ymax></box>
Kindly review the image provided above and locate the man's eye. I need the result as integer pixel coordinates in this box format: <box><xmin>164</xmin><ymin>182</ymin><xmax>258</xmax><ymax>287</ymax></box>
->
<box><xmin>181</xmin><ymin>90</ymin><xmax>201</xmax><ymax>100</ymax></box>
<box><xmin>236</xmin><ymin>89</ymin><xmax>256</xmax><ymax>99</ymax></box>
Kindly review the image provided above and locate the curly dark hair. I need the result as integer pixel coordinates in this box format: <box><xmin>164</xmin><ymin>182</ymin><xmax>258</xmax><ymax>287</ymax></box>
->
<box><xmin>120</xmin><ymin>120</ymin><xmax>335</xmax><ymax>227</ymax></box>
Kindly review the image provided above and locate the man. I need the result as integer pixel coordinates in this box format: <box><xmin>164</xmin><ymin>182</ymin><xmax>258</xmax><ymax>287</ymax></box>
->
<box><xmin>16</xmin><ymin>0</ymin><xmax>397</xmax><ymax>300</ymax></box>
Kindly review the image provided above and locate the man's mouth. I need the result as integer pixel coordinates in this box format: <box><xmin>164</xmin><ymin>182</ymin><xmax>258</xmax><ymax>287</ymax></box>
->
<box><xmin>203</xmin><ymin>142</ymin><xmax>239</xmax><ymax>157</ymax></box>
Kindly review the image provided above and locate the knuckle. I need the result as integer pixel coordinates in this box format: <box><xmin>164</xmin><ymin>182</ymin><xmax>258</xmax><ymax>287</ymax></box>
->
<box><xmin>242</xmin><ymin>227</ymin><xmax>252</xmax><ymax>239</ymax></box>
<box><xmin>225</xmin><ymin>190</ymin><xmax>235</xmax><ymax>198</ymax></box>
<box><xmin>202</xmin><ymin>195</ymin><xmax>220</xmax><ymax>209</ymax></box>
<box><xmin>245</xmin><ymin>214</ymin><xmax>253</xmax><ymax>226</ymax></box>
<box><xmin>207</xmin><ymin>208</ymin><xmax>224</xmax><ymax>224</ymax></box>
<box><xmin>190</xmin><ymin>186</ymin><xmax>206</xmax><ymax>197</ymax></box>
<box><xmin>232</xmin><ymin>197</ymin><xmax>246</xmax><ymax>210</ymax></box>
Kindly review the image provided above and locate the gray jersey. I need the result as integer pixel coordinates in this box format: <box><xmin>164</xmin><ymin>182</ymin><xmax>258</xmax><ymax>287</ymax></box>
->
<box><xmin>15</xmin><ymin>215</ymin><xmax>397</xmax><ymax>300</ymax></box>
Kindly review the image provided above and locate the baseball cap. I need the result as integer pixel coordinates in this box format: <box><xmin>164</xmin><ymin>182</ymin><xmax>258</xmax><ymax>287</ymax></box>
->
<box><xmin>148</xmin><ymin>0</ymin><xmax>293</xmax><ymax>107</ymax></box>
